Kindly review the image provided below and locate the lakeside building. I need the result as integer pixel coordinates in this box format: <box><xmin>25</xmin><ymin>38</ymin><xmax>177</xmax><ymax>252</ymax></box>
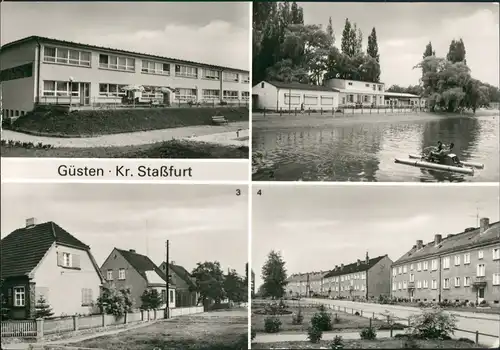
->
<box><xmin>286</xmin><ymin>253</ymin><xmax>392</xmax><ymax>299</ymax></box>
<box><xmin>391</xmin><ymin>218</ymin><xmax>500</xmax><ymax>305</ymax></box>
<box><xmin>0</xmin><ymin>36</ymin><xmax>250</xmax><ymax>117</ymax></box>
<box><xmin>252</xmin><ymin>79</ymin><xmax>424</xmax><ymax>111</ymax></box>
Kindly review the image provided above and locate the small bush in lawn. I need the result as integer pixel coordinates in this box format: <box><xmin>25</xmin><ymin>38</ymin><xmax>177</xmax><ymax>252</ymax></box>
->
<box><xmin>359</xmin><ymin>326</ymin><xmax>377</xmax><ymax>340</ymax></box>
<box><xmin>457</xmin><ymin>337</ymin><xmax>475</xmax><ymax>344</ymax></box>
<box><xmin>307</xmin><ymin>324</ymin><xmax>323</xmax><ymax>343</ymax></box>
<box><xmin>292</xmin><ymin>308</ymin><xmax>304</xmax><ymax>325</ymax></box>
<box><xmin>264</xmin><ymin>316</ymin><xmax>282</xmax><ymax>333</ymax></box>
<box><xmin>407</xmin><ymin>307</ymin><xmax>456</xmax><ymax>340</ymax></box>
<box><xmin>330</xmin><ymin>335</ymin><xmax>344</xmax><ymax>349</ymax></box>
<box><xmin>311</xmin><ymin>307</ymin><xmax>333</xmax><ymax>331</ymax></box>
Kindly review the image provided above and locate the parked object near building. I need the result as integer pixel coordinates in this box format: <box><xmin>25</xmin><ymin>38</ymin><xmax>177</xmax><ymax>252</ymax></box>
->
<box><xmin>391</xmin><ymin>218</ymin><xmax>500</xmax><ymax>305</ymax></box>
<box><xmin>0</xmin><ymin>36</ymin><xmax>250</xmax><ymax>118</ymax></box>
<box><xmin>159</xmin><ymin>261</ymin><xmax>199</xmax><ymax>307</ymax></box>
<box><xmin>100</xmin><ymin>248</ymin><xmax>176</xmax><ymax>310</ymax></box>
<box><xmin>0</xmin><ymin>218</ymin><xmax>104</xmax><ymax>319</ymax></box>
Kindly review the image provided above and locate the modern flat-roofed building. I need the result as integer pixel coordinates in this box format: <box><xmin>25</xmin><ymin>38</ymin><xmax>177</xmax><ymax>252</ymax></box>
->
<box><xmin>0</xmin><ymin>36</ymin><xmax>250</xmax><ymax>118</ymax></box>
<box><xmin>252</xmin><ymin>81</ymin><xmax>340</xmax><ymax>111</ymax></box>
<box><xmin>323</xmin><ymin>253</ymin><xmax>393</xmax><ymax>300</ymax></box>
<box><xmin>391</xmin><ymin>218</ymin><xmax>500</xmax><ymax>305</ymax></box>
<box><xmin>324</xmin><ymin>78</ymin><xmax>424</xmax><ymax>108</ymax></box>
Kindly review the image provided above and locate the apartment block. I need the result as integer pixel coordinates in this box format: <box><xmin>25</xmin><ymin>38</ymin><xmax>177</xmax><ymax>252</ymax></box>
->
<box><xmin>286</xmin><ymin>271</ymin><xmax>328</xmax><ymax>297</ymax></box>
<box><xmin>391</xmin><ymin>218</ymin><xmax>500</xmax><ymax>305</ymax></box>
<box><xmin>0</xmin><ymin>36</ymin><xmax>250</xmax><ymax>117</ymax></box>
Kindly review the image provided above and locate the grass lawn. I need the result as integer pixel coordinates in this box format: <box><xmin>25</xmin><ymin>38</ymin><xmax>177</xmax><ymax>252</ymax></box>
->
<box><xmin>0</xmin><ymin>140</ymin><xmax>249</xmax><ymax>159</ymax></box>
<box><xmin>70</xmin><ymin>312</ymin><xmax>248</xmax><ymax>350</ymax></box>
<box><xmin>252</xmin><ymin>306</ymin><xmax>392</xmax><ymax>333</ymax></box>
<box><xmin>10</xmin><ymin>106</ymin><xmax>248</xmax><ymax>137</ymax></box>
<box><xmin>252</xmin><ymin>339</ymin><xmax>481</xmax><ymax>349</ymax></box>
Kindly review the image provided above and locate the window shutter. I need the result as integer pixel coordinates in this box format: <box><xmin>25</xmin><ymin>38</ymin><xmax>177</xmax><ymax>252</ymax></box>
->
<box><xmin>56</xmin><ymin>252</ymin><xmax>64</xmax><ymax>266</ymax></box>
<box><xmin>73</xmin><ymin>254</ymin><xmax>81</xmax><ymax>268</ymax></box>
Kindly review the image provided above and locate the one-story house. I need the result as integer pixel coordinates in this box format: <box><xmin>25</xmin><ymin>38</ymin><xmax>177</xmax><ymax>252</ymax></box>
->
<box><xmin>0</xmin><ymin>218</ymin><xmax>104</xmax><ymax>319</ymax></box>
<box><xmin>159</xmin><ymin>261</ymin><xmax>199</xmax><ymax>307</ymax></box>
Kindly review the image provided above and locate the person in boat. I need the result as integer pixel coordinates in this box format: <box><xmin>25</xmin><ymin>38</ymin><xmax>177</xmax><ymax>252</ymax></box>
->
<box><xmin>427</xmin><ymin>141</ymin><xmax>444</xmax><ymax>161</ymax></box>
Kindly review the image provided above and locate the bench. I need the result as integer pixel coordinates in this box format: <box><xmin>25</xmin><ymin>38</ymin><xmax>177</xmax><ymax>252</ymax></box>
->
<box><xmin>211</xmin><ymin>116</ymin><xmax>228</xmax><ymax>125</ymax></box>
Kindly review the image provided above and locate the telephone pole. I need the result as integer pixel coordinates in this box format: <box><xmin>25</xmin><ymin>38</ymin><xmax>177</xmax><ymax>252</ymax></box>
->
<box><xmin>165</xmin><ymin>240</ymin><xmax>170</xmax><ymax>319</ymax></box>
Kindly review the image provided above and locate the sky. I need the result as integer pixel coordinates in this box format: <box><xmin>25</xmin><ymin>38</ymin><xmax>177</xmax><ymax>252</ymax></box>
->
<box><xmin>252</xmin><ymin>185</ymin><xmax>500</xmax><ymax>288</ymax></box>
<box><xmin>1</xmin><ymin>184</ymin><xmax>248</xmax><ymax>276</ymax></box>
<box><xmin>300</xmin><ymin>2</ymin><xmax>499</xmax><ymax>87</ymax></box>
<box><xmin>0</xmin><ymin>2</ymin><xmax>250</xmax><ymax>70</ymax></box>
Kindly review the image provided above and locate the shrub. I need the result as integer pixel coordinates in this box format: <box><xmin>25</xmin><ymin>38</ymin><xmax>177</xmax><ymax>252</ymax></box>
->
<box><xmin>330</xmin><ymin>335</ymin><xmax>344</xmax><ymax>349</ymax></box>
<box><xmin>457</xmin><ymin>337</ymin><xmax>475</xmax><ymax>344</ymax></box>
<box><xmin>97</xmin><ymin>285</ymin><xmax>133</xmax><ymax>317</ymax></box>
<box><xmin>292</xmin><ymin>308</ymin><xmax>304</xmax><ymax>325</ymax></box>
<box><xmin>311</xmin><ymin>307</ymin><xmax>333</xmax><ymax>331</ymax></box>
<box><xmin>35</xmin><ymin>296</ymin><xmax>54</xmax><ymax>318</ymax></box>
<box><xmin>479</xmin><ymin>300</ymin><xmax>489</xmax><ymax>306</ymax></box>
<box><xmin>407</xmin><ymin>307</ymin><xmax>456</xmax><ymax>340</ymax></box>
<box><xmin>251</xmin><ymin>329</ymin><xmax>256</xmax><ymax>341</ymax></box>
<box><xmin>307</xmin><ymin>324</ymin><xmax>323</xmax><ymax>343</ymax></box>
<box><xmin>360</xmin><ymin>326</ymin><xmax>377</xmax><ymax>340</ymax></box>
<box><xmin>264</xmin><ymin>316</ymin><xmax>282</xmax><ymax>333</ymax></box>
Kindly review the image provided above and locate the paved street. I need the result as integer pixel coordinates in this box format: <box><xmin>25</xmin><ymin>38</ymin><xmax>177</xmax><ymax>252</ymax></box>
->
<box><xmin>1</xmin><ymin>122</ymin><xmax>248</xmax><ymax>148</ymax></box>
<box><xmin>303</xmin><ymin>298</ymin><xmax>500</xmax><ymax>347</ymax></box>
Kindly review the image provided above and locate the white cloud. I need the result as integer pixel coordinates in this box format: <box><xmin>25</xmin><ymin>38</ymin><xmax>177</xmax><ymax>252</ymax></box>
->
<box><xmin>75</xmin><ymin>20</ymin><xmax>249</xmax><ymax>70</ymax></box>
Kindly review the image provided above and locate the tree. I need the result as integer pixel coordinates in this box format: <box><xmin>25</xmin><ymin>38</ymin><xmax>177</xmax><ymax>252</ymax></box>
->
<box><xmin>190</xmin><ymin>261</ymin><xmax>226</xmax><ymax>305</ymax></box>
<box><xmin>366</xmin><ymin>27</ymin><xmax>379</xmax><ymax>63</ymax></box>
<box><xmin>341</xmin><ymin>18</ymin><xmax>353</xmax><ymax>57</ymax></box>
<box><xmin>35</xmin><ymin>296</ymin><xmax>54</xmax><ymax>318</ymax></box>
<box><xmin>224</xmin><ymin>269</ymin><xmax>247</xmax><ymax>303</ymax></box>
<box><xmin>326</xmin><ymin>17</ymin><xmax>335</xmax><ymax>44</ymax></box>
<box><xmin>290</xmin><ymin>2</ymin><xmax>304</xmax><ymax>25</ymax></box>
<box><xmin>261</xmin><ymin>250</ymin><xmax>288</xmax><ymax>299</ymax></box>
<box><xmin>354</xmin><ymin>26</ymin><xmax>363</xmax><ymax>56</ymax></box>
<box><xmin>446</xmin><ymin>38</ymin><xmax>466</xmax><ymax>64</ymax></box>
<box><xmin>140</xmin><ymin>289</ymin><xmax>163</xmax><ymax>310</ymax></box>
<box><xmin>423</xmin><ymin>41</ymin><xmax>435</xmax><ymax>58</ymax></box>
<box><xmin>97</xmin><ymin>285</ymin><xmax>133</xmax><ymax>317</ymax></box>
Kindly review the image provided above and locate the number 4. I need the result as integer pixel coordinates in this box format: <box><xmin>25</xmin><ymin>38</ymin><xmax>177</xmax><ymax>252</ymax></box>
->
<box><xmin>257</xmin><ymin>189</ymin><xmax>262</xmax><ymax>196</ymax></box>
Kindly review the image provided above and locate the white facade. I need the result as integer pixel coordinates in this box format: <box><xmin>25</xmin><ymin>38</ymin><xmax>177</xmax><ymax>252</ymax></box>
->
<box><xmin>0</xmin><ymin>36</ymin><xmax>250</xmax><ymax>116</ymax></box>
<box><xmin>30</xmin><ymin>243</ymin><xmax>103</xmax><ymax>317</ymax></box>
<box><xmin>325</xmin><ymin>78</ymin><xmax>385</xmax><ymax>107</ymax></box>
<box><xmin>252</xmin><ymin>81</ymin><xmax>339</xmax><ymax>111</ymax></box>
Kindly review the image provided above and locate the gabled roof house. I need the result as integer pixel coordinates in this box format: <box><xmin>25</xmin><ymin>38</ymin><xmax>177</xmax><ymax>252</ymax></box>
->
<box><xmin>0</xmin><ymin>218</ymin><xmax>104</xmax><ymax>319</ymax></box>
<box><xmin>159</xmin><ymin>261</ymin><xmax>199</xmax><ymax>307</ymax></box>
<box><xmin>100</xmin><ymin>248</ymin><xmax>176</xmax><ymax>310</ymax></box>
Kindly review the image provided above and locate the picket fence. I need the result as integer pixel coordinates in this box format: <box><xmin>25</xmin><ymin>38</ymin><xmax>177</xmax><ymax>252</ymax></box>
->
<box><xmin>1</xmin><ymin>306</ymin><xmax>204</xmax><ymax>339</ymax></box>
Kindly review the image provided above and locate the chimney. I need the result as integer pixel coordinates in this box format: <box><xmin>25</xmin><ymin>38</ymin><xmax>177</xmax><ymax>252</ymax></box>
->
<box><xmin>357</xmin><ymin>259</ymin><xmax>361</xmax><ymax>266</ymax></box>
<box><xmin>129</xmin><ymin>249</ymin><xmax>136</xmax><ymax>253</ymax></box>
<box><xmin>434</xmin><ymin>234</ymin><xmax>442</xmax><ymax>245</ymax></box>
<box><xmin>335</xmin><ymin>265</ymin><xmax>339</xmax><ymax>270</ymax></box>
<box><xmin>480</xmin><ymin>218</ymin><xmax>490</xmax><ymax>233</ymax></box>
<box><xmin>365</xmin><ymin>252</ymin><xmax>369</xmax><ymax>264</ymax></box>
<box><xmin>25</xmin><ymin>217</ymin><xmax>36</xmax><ymax>228</ymax></box>
<box><xmin>340</xmin><ymin>263</ymin><xmax>344</xmax><ymax>269</ymax></box>
<box><xmin>416</xmin><ymin>240</ymin><xmax>423</xmax><ymax>249</ymax></box>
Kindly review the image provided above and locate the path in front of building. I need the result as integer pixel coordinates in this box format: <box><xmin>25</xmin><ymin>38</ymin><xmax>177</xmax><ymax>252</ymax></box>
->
<box><xmin>302</xmin><ymin>298</ymin><xmax>500</xmax><ymax>347</ymax></box>
<box><xmin>1</xmin><ymin>122</ymin><xmax>248</xmax><ymax>148</ymax></box>
<box><xmin>184</xmin><ymin>128</ymin><xmax>249</xmax><ymax>147</ymax></box>
<box><xmin>254</xmin><ymin>329</ymin><xmax>404</xmax><ymax>344</ymax></box>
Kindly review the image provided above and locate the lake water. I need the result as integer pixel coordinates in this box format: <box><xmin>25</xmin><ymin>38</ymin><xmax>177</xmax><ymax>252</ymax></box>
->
<box><xmin>252</xmin><ymin>114</ymin><xmax>499</xmax><ymax>182</ymax></box>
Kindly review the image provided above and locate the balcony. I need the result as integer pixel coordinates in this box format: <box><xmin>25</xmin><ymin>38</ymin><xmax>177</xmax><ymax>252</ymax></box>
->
<box><xmin>472</xmin><ymin>276</ymin><xmax>487</xmax><ymax>287</ymax></box>
<box><xmin>407</xmin><ymin>282</ymin><xmax>415</xmax><ymax>290</ymax></box>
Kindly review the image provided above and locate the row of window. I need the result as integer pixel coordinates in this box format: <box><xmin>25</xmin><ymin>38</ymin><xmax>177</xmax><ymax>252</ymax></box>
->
<box><xmin>107</xmin><ymin>269</ymin><xmax>126</xmax><ymax>281</ymax></box>
<box><xmin>347</xmin><ymin>81</ymin><xmax>383</xmax><ymax>91</ymax></box>
<box><xmin>283</xmin><ymin>94</ymin><xmax>335</xmax><ymax>106</ymax></box>
<box><xmin>392</xmin><ymin>248</ymin><xmax>499</xmax><ymax>276</ymax></box>
<box><xmin>392</xmin><ymin>273</ymin><xmax>500</xmax><ymax>291</ymax></box>
<box><xmin>43</xmin><ymin>45</ymin><xmax>249</xmax><ymax>82</ymax></box>
<box><xmin>292</xmin><ymin>272</ymin><xmax>367</xmax><ymax>285</ymax></box>
<box><xmin>12</xmin><ymin>286</ymin><xmax>93</xmax><ymax>307</ymax></box>
<box><xmin>41</xmin><ymin>81</ymin><xmax>249</xmax><ymax>100</ymax></box>
<box><xmin>397</xmin><ymin>263</ymin><xmax>488</xmax><ymax>284</ymax></box>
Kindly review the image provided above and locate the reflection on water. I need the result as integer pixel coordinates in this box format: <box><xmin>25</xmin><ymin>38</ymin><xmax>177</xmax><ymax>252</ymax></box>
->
<box><xmin>252</xmin><ymin>116</ymin><xmax>499</xmax><ymax>182</ymax></box>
